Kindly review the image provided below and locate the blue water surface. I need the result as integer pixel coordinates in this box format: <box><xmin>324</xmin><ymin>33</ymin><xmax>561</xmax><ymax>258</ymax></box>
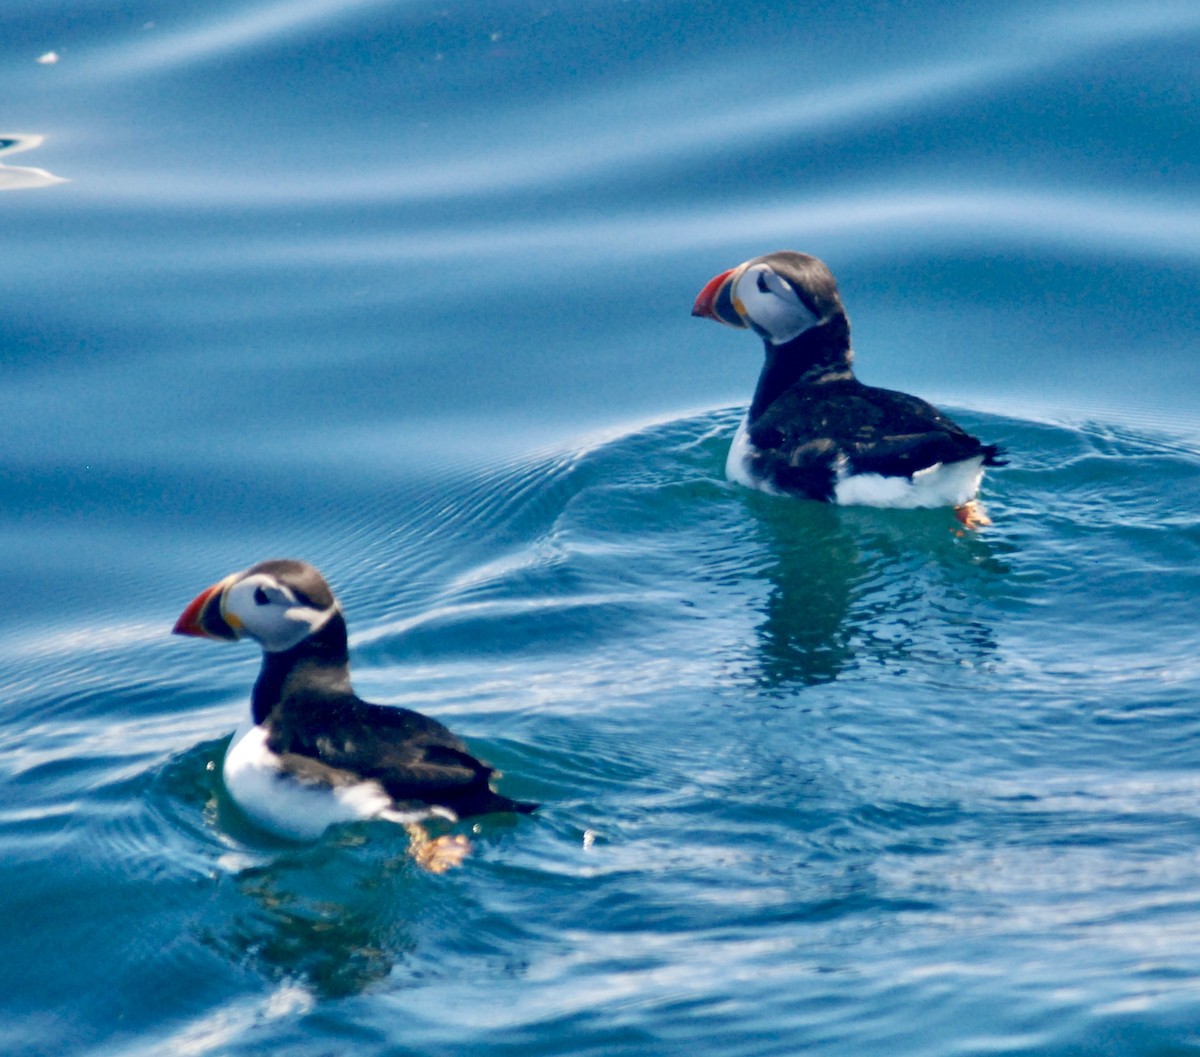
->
<box><xmin>3</xmin><ymin>2</ymin><xmax>1200</xmax><ymax>1055</ymax></box>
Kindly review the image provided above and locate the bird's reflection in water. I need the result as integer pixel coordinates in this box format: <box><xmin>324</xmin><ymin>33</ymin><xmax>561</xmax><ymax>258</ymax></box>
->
<box><xmin>742</xmin><ymin>493</ymin><xmax>1011</xmax><ymax>692</ymax></box>
<box><xmin>204</xmin><ymin>784</ymin><xmax>455</xmax><ymax>998</ymax></box>
<box><xmin>230</xmin><ymin>847</ymin><xmax>408</xmax><ymax>998</ymax></box>
<box><xmin>745</xmin><ymin>496</ymin><xmax>860</xmax><ymax>689</ymax></box>
<box><xmin>199</xmin><ymin>776</ymin><xmax>531</xmax><ymax>1000</ymax></box>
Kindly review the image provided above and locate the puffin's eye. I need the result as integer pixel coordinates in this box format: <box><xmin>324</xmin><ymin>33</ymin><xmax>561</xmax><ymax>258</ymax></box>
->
<box><xmin>253</xmin><ymin>586</ymin><xmax>270</xmax><ymax>606</ymax></box>
<box><xmin>756</xmin><ymin>271</ymin><xmax>770</xmax><ymax>293</ymax></box>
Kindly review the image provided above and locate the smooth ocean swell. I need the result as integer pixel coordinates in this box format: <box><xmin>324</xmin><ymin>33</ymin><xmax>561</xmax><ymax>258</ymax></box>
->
<box><xmin>5</xmin><ymin>408</ymin><xmax>1200</xmax><ymax>1055</ymax></box>
<box><xmin>3</xmin><ymin>0</ymin><xmax>1199</xmax><ymax>1053</ymax></box>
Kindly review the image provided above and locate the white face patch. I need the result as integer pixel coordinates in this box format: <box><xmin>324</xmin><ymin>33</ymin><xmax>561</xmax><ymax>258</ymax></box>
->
<box><xmin>732</xmin><ymin>263</ymin><xmax>821</xmax><ymax>345</ymax></box>
<box><xmin>222</xmin><ymin>572</ymin><xmax>338</xmax><ymax>652</ymax></box>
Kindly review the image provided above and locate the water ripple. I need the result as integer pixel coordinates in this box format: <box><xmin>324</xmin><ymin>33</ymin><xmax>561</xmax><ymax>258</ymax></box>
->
<box><xmin>55</xmin><ymin>2</ymin><xmax>1200</xmax><ymax>211</ymax></box>
<box><xmin>55</xmin><ymin>187</ymin><xmax>1195</xmax><ymax>271</ymax></box>
<box><xmin>87</xmin><ymin>0</ymin><xmax>406</xmax><ymax>77</ymax></box>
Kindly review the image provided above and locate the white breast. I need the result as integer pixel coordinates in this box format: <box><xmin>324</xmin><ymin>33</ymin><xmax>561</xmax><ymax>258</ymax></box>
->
<box><xmin>725</xmin><ymin>415</ymin><xmax>780</xmax><ymax>494</ymax></box>
<box><xmin>222</xmin><ymin>718</ymin><xmax>433</xmax><ymax>841</ymax></box>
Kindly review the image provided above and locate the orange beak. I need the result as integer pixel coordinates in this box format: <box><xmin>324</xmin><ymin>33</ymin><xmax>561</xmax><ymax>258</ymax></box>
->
<box><xmin>172</xmin><ymin>574</ymin><xmax>241</xmax><ymax>641</ymax></box>
<box><xmin>691</xmin><ymin>267</ymin><xmax>747</xmax><ymax>328</ymax></box>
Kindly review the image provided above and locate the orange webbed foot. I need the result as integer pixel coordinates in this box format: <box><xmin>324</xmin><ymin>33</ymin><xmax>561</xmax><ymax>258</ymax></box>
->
<box><xmin>405</xmin><ymin>824</ymin><xmax>471</xmax><ymax>873</ymax></box>
<box><xmin>954</xmin><ymin>500</ymin><xmax>992</xmax><ymax>531</ymax></box>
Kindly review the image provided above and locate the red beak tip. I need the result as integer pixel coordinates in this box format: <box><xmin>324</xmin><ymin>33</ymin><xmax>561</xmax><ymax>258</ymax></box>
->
<box><xmin>692</xmin><ymin>268</ymin><xmax>735</xmax><ymax>322</ymax></box>
<box><xmin>172</xmin><ymin>579</ymin><xmax>228</xmax><ymax>639</ymax></box>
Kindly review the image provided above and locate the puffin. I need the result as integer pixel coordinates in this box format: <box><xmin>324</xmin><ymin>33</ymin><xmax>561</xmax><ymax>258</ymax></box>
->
<box><xmin>173</xmin><ymin>558</ymin><xmax>536</xmax><ymax>868</ymax></box>
<box><xmin>692</xmin><ymin>251</ymin><xmax>1005</xmax><ymax>526</ymax></box>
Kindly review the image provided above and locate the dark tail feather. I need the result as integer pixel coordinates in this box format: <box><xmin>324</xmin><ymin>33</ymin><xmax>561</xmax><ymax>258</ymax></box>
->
<box><xmin>464</xmin><ymin>781</ymin><xmax>539</xmax><ymax>816</ymax></box>
<box><xmin>983</xmin><ymin>443</ymin><xmax>1008</xmax><ymax>467</ymax></box>
<box><xmin>481</xmin><ymin>762</ymin><xmax>538</xmax><ymax>814</ymax></box>
<box><xmin>490</xmin><ymin>792</ymin><xmax>539</xmax><ymax>815</ymax></box>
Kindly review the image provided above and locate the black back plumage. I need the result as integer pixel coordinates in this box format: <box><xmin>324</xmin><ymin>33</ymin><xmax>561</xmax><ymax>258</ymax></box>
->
<box><xmin>251</xmin><ymin>584</ymin><xmax>536</xmax><ymax>820</ymax></box>
<box><xmin>739</xmin><ymin>252</ymin><xmax>1005</xmax><ymax>500</ymax></box>
<box><xmin>748</xmin><ymin>377</ymin><xmax>1006</xmax><ymax>500</ymax></box>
